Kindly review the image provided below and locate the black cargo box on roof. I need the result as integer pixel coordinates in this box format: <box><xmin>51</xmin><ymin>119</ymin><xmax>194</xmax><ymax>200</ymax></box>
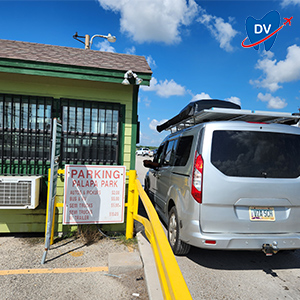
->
<box><xmin>157</xmin><ymin>99</ymin><xmax>241</xmax><ymax>132</ymax></box>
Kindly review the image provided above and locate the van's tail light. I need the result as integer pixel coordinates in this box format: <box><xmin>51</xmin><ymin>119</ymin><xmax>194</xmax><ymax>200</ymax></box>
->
<box><xmin>192</xmin><ymin>152</ymin><xmax>203</xmax><ymax>203</ymax></box>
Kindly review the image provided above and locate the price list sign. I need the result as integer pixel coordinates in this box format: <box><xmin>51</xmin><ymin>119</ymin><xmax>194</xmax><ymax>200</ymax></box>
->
<box><xmin>63</xmin><ymin>165</ymin><xmax>126</xmax><ymax>225</ymax></box>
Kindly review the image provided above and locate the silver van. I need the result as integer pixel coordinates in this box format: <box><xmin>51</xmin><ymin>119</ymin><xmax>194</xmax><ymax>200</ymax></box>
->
<box><xmin>144</xmin><ymin>100</ymin><xmax>300</xmax><ymax>255</ymax></box>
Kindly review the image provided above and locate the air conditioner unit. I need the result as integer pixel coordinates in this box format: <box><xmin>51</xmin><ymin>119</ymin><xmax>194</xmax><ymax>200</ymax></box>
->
<box><xmin>0</xmin><ymin>176</ymin><xmax>41</xmax><ymax>209</ymax></box>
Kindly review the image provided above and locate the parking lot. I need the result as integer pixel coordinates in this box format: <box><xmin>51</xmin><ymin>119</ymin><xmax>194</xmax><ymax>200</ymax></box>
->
<box><xmin>136</xmin><ymin>154</ymin><xmax>300</xmax><ymax>299</ymax></box>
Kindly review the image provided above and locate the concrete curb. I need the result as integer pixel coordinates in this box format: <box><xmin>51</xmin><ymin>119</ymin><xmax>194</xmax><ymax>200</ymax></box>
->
<box><xmin>137</xmin><ymin>232</ymin><xmax>163</xmax><ymax>300</ymax></box>
<box><xmin>108</xmin><ymin>252</ymin><xmax>143</xmax><ymax>274</ymax></box>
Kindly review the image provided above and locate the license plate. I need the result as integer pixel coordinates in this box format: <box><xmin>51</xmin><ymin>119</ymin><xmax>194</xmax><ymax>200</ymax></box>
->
<box><xmin>249</xmin><ymin>207</ymin><xmax>275</xmax><ymax>221</ymax></box>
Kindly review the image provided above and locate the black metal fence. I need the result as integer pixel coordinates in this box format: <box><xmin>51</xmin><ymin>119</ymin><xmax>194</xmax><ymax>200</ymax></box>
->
<box><xmin>61</xmin><ymin>98</ymin><xmax>121</xmax><ymax>166</ymax></box>
<box><xmin>0</xmin><ymin>94</ymin><xmax>122</xmax><ymax>176</ymax></box>
<box><xmin>0</xmin><ymin>94</ymin><xmax>53</xmax><ymax>175</ymax></box>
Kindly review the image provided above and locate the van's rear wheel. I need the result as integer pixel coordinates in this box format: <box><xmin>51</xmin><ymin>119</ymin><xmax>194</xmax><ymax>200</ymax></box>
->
<box><xmin>168</xmin><ymin>206</ymin><xmax>191</xmax><ymax>255</ymax></box>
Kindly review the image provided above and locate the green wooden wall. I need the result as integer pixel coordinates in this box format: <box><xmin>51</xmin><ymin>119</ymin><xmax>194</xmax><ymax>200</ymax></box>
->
<box><xmin>0</xmin><ymin>72</ymin><xmax>137</xmax><ymax>233</ymax></box>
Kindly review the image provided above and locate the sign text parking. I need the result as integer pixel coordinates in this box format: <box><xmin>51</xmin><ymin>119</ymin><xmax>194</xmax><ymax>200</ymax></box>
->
<box><xmin>63</xmin><ymin>165</ymin><xmax>126</xmax><ymax>225</ymax></box>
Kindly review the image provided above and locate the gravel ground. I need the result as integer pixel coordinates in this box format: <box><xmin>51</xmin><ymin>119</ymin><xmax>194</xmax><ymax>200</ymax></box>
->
<box><xmin>0</xmin><ymin>234</ymin><xmax>148</xmax><ymax>300</ymax></box>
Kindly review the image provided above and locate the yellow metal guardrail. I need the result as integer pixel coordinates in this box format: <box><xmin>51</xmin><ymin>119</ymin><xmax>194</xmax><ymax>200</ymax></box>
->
<box><xmin>45</xmin><ymin>168</ymin><xmax>65</xmax><ymax>246</ymax></box>
<box><xmin>126</xmin><ymin>170</ymin><xmax>192</xmax><ymax>300</ymax></box>
<box><xmin>45</xmin><ymin>168</ymin><xmax>192</xmax><ymax>299</ymax></box>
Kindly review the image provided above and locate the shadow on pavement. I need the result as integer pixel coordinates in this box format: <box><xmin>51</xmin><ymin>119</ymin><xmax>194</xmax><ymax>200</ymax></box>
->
<box><xmin>186</xmin><ymin>245</ymin><xmax>300</xmax><ymax>271</ymax></box>
<box><xmin>46</xmin><ymin>243</ymin><xmax>86</xmax><ymax>263</ymax></box>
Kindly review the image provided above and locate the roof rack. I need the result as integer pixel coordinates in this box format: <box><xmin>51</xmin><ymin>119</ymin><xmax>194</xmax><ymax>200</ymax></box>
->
<box><xmin>160</xmin><ymin>107</ymin><xmax>300</xmax><ymax>133</ymax></box>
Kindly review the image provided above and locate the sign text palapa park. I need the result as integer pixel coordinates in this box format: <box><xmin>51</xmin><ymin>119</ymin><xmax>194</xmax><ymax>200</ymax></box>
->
<box><xmin>63</xmin><ymin>165</ymin><xmax>126</xmax><ymax>225</ymax></box>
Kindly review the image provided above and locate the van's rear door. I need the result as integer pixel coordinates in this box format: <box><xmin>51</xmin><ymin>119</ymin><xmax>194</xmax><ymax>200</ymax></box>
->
<box><xmin>200</xmin><ymin>123</ymin><xmax>300</xmax><ymax>234</ymax></box>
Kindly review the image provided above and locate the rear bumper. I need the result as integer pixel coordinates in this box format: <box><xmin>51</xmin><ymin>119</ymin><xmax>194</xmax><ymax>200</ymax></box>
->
<box><xmin>183</xmin><ymin>221</ymin><xmax>300</xmax><ymax>250</ymax></box>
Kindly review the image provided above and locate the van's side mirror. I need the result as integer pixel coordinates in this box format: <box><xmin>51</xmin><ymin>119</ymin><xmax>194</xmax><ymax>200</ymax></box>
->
<box><xmin>143</xmin><ymin>160</ymin><xmax>160</xmax><ymax>170</ymax></box>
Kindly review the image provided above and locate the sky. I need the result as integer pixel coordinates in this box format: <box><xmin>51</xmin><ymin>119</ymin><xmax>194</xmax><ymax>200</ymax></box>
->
<box><xmin>1</xmin><ymin>0</ymin><xmax>300</xmax><ymax>146</ymax></box>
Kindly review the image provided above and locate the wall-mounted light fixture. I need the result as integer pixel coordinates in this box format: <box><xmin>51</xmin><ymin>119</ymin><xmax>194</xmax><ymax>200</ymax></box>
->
<box><xmin>73</xmin><ymin>32</ymin><xmax>116</xmax><ymax>50</ymax></box>
<box><xmin>122</xmin><ymin>70</ymin><xmax>143</xmax><ymax>85</ymax></box>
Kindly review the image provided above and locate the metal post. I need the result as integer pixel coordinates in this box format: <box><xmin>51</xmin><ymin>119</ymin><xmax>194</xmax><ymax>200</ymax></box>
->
<box><xmin>41</xmin><ymin>119</ymin><xmax>61</xmax><ymax>264</ymax></box>
<box><xmin>85</xmin><ymin>34</ymin><xmax>90</xmax><ymax>49</ymax></box>
<box><xmin>50</xmin><ymin>196</ymin><xmax>57</xmax><ymax>246</ymax></box>
<box><xmin>126</xmin><ymin>170</ymin><xmax>136</xmax><ymax>239</ymax></box>
<box><xmin>133</xmin><ymin>177</ymin><xmax>139</xmax><ymax>217</ymax></box>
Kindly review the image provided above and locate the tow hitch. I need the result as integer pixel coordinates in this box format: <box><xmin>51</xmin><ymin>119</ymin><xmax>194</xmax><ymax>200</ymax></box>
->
<box><xmin>262</xmin><ymin>242</ymin><xmax>279</xmax><ymax>256</ymax></box>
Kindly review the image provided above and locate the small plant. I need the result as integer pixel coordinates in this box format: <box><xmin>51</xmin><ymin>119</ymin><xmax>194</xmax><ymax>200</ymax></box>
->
<box><xmin>117</xmin><ymin>235</ymin><xmax>138</xmax><ymax>249</ymax></box>
<box><xmin>77</xmin><ymin>225</ymin><xmax>103</xmax><ymax>245</ymax></box>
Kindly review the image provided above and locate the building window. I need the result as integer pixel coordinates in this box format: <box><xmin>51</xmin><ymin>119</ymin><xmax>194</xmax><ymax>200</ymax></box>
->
<box><xmin>61</xmin><ymin>99</ymin><xmax>121</xmax><ymax>165</ymax></box>
<box><xmin>0</xmin><ymin>94</ymin><xmax>122</xmax><ymax>175</ymax></box>
<box><xmin>0</xmin><ymin>94</ymin><xmax>53</xmax><ymax>175</ymax></box>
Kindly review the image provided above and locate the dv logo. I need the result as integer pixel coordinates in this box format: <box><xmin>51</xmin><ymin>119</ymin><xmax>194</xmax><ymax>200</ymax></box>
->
<box><xmin>242</xmin><ymin>11</ymin><xmax>293</xmax><ymax>51</ymax></box>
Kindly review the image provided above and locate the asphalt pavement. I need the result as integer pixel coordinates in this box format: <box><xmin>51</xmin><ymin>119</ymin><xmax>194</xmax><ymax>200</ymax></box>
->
<box><xmin>135</xmin><ymin>154</ymin><xmax>300</xmax><ymax>300</ymax></box>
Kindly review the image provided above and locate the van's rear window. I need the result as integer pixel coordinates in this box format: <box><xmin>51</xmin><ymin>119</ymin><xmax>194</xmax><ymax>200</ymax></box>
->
<box><xmin>211</xmin><ymin>130</ymin><xmax>300</xmax><ymax>178</ymax></box>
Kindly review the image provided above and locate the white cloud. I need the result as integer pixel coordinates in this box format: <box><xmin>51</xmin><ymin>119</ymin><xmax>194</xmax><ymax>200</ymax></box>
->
<box><xmin>141</xmin><ymin>77</ymin><xmax>186</xmax><ymax>98</ymax></box>
<box><xmin>281</xmin><ymin>0</ymin><xmax>300</xmax><ymax>6</ymax></box>
<box><xmin>97</xmin><ymin>0</ymin><xmax>199</xmax><ymax>44</ymax></box>
<box><xmin>190</xmin><ymin>92</ymin><xmax>211</xmax><ymax>102</ymax></box>
<box><xmin>257</xmin><ymin>93</ymin><xmax>287</xmax><ymax>109</ymax></box>
<box><xmin>140</xmin><ymin>131</ymin><xmax>168</xmax><ymax>146</ymax></box>
<box><xmin>251</xmin><ymin>44</ymin><xmax>300</xmax><ymax>92</ymax></box>
<box><xmin>146</xmin><ymin>55</ymin><xmax>157</xmax><ymax>69</ymax></box>
<box><xmin>143</xmin><ymin>97</ymin><xmax>151</xmax><ymax>107</ymax></box>
<box><xmin>261</xmin><ymin>50</ymin><xmax>275</xmax><ymax>60</ymax></box>
<box><xmin>197</xmin><ymin>10</ymin><xmax>238</xmax><ymax>52</ymax></box>
<box><xmin>125</xmin><ymin>46</ymin><xmax>136</xmax><ymax>54</ymax></box>
<box><xmin>225</xmin><ymin>96</ymin><xmax>241</xmax><ymax>106</ymax></box>
<box><xmin>190</xmin><ymin>94</ymin><xmax>241</xmax><ymax>106</ymax></box>
<box><xmin>95</xmin><ymin>40</ymin><xmax>116</xmax><ymax>52</ymax></box>
<box><xmin>149</xmin><ymin>119</ymin><xmax>168</xmax><ymax>131</ymax></box>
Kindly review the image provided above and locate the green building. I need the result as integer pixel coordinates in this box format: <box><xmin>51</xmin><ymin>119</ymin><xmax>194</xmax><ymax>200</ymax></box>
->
<box><xmin>0</xmin><ymin>39</ymin><xmax>152</xmax><ymax>233</ymax></box>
